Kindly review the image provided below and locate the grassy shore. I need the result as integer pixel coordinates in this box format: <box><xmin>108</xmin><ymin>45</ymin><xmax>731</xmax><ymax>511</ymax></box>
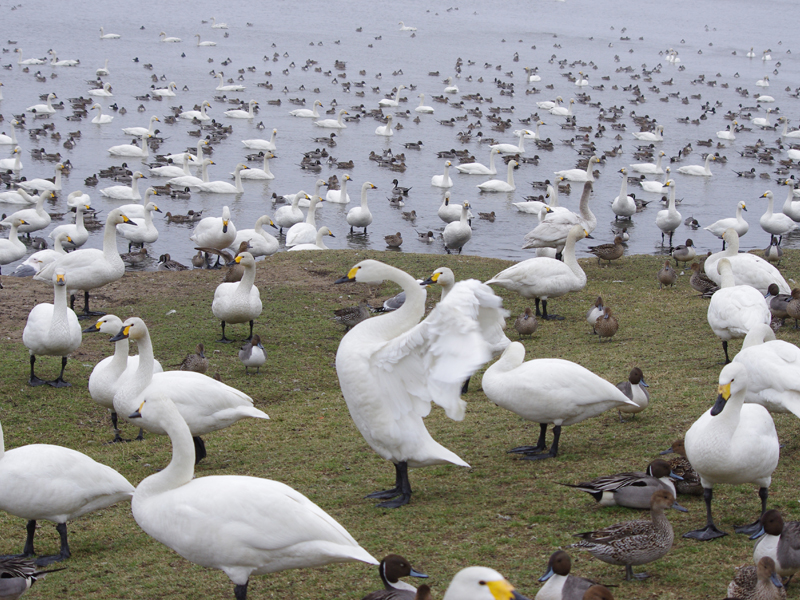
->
<box><xmin>0</xmin><ymin>248</ymin><xmax>797</xmax><ymax>600</ymax></box>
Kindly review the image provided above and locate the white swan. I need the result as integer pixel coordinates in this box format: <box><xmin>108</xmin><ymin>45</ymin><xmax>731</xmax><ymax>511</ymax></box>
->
<box><xmin>0</xmin><ymin>186</ymin><xmax>36</xmax><ymax>205</ymax></box>
<box><xmin>522</xmin><ymin>182</ymin><xmax>596</xmax><ymax>254</ymax></box>
<box><xmin>611</xmin><ymin>168</ymin><xmax>636</xmax><ymax>220</ymax></box>
<box><xmin>747</xmin><ymin>47</ymin><xmax>756</xmax><ymax>58</ymax></box>
<box><xmin>159</xmin><ymin>32</ymin><xmax>182</xmax><ymax>42</ymax></box>
<box><xmin>289</xmin><ymin>99</ymin><xmax>322</xmax><ymax>118</ymax></box>
<box><xmin>490</xmin><ymin>131</ymin><xmax>530</xmax><ymax>155</ymax></box>
<box><xmin>779</xmin><ymin>180</ymin><xmax>800</xmax><ymax>221</ymax></box>
<box><xmin>707</xmin><ymin>259</ymin><xmax>771</xmax><ymax>363</ymax></box>
<box><xmin>438</xmin><ymin>191</ymin><xmax>472</xmax><ymax>224</ymax></box>
<box><xmin>759</xmin><ymin>191</ymin><xmax>797</xmax><ymax>238</ymax></box>
<box><xmin>100</xmin><ymin>171</ymin><xmax>146</xmax><ymax>200</ymax></box>
<box><xmin>632</xmin><ymin>125</ymin><xmax>664</xmax><ymax>142</ymax></box>
<box><xmin>225</xmin><ymin>100</ymin><xmax>257</xmax><ymax>119</ymax></box>
<box><xmin>513</xmin><ymin>181</ymin><xmax>560</xmax><ymax>214</ymax></box>
<box><xmin>122</xmin><ymin>115</ymin><xmax>160</xmax><ymax>137</ymax></box>
<box><xmin>242</xmin><ymin>128</ymin><xmax>278</xmax><ymax>151</ymax></box>
<box><xmin>704</xmin><ymin>229</ymin><xmax>790</xmax><ymax>294</ymax></box>
<box><xmin>752</xmin><ymin>109</ymin><xmax>772</xmax><ymax>129</ymax></box>
<box><xmin>90</xmin><ymin>103</ymin><xmax>113</xmax><ymax>124</ymax></box>
<box><xmin>574</xmin><ymin>71</ymin><xmax>588</xmax><ymax>86</ymax></box>
<box><xmin>630</xmin><ymin>151</ymin><xmax>666</xmax><ymax>175</ymax></box>
<box><xmin>195</xmin><ymin>34</ymin><xmax>216</xmax><ymax>47</ymax></box>
<box><xmin>237</xmin><ymin>151</ymin><xmax>274</xmax><ymax>180</ymax></box>
<box><xmin>12</xmin><ymin>231</ymin><xmax>69</xmax><ymax>277</ymax></box>
<box><xmin>179</xmin><ymin>101</ymin><xmax>211</xmax><ymax>121</ymax></box>
<box><xmin>22</xmin><ymin>270</ymin><xmax>82</xmax><ymax>387</ymax></box>
<box><xmin>549</xmin><ymin>98</ymin><xmax>574</xmax><ymax>117</ymax></box>
<box><xmin>15</xmin><ymin>48</ymin><xmax>45</xmax><ymax>66</ymax></box>
<box><xmin>555</xmin><ymin>156</ymin><xmax>599</xmax><ymax>182</ymax></box>
<box><xmin>334</xmin><ymin>259</ymin><xmax>502</xmax><ymax>507</ymax></box>
<box><xmin>274</xmin><ymin>193</ymin><xmax>306</xmax><ymax>233</ymax></box>
<box><xmin>87</xmin><ymin>83</ymin><xmax>113</xmax><ymax>98</ymax></box>
<box><xmin>1</xmin><ymin>189</ymin><xmax>51</xmax><ymax>234</ymax></box>
<box><xmin>197</xmin><ymin>164</ymin><xmax>247</xmax><ymax>193</ymax></box>
<box><xmin>704</xmin><ymin>201</ymin><xmax>749</xmax><ymax>240</ymax></box>
<box><xmin>117</xmin><ymin>200</ymin><xmax>161</xmax><ymax>250</ymax></box>
<box><xmin>165</xmin><ymin>139</ymin><xmax>209</xmax><ymax>165</ymax></box>
<box><xmin>414</xmin><ymin>93</ymin><xmax>434</xmax><ymax>114</ymax></box>
<box><xmin>47</xmin><ymin>50</ymin><xmax>78</xmax><ymax>67</ymax></box>
<box><xmin>443</xmin><ymin>202</ymin><xmax>472</xmax><ymax>254</ymax></box>
<box><xmin>0</xmin><ymin>146</ymin><xmax>22</xmax><ymax>171</ymax></box>
<box><xmin>514</xmin><ymin>121</ymin><xmax>546</xmax><ymax>140</ymax></box>
<box><xmin>0</xmin><ymin>412</ymin><xmax>133</xmax><ymax>563</ymax></box>
<box><xmin>678</xmin><ymin>154</ymin><xmax>715</xmax><ymax>177</ymax></box>
<box><xmin>34</xmin><ymin>208</ymin><xmax>136</xmax><ymax>315</ymax></box>
<box><xmin>129</xmin><ymin>392</ymin><xmax>375</xmax><ymax>598</ymax></box>
<box><xmin>655</xmin><ymin>180</ymin><xmax>681</xmax><ymax>246</ymax></box>
<box><xmin>491</xmin><ymin>224</ymin><xmax>590</xmax><ymax>320</ymax></box>
<box><xmin>379</xmin><ymin>85</ymin><xmax>406</xmax><ymax>108</ymax></box>
<box><xmin>190</xmin><ymin>205</ymin><xmax>236</xmax><ymax>251</ymax></box>
<box><xmin>443</xmin><ymin>567</ymin><xmax>526</xmax><ymax>600</ymax></box>
<box><xmin>431</xmin><ymin>161</ymin><xmax>453</xmax><ymax>188</ymax></box>
<box><xmin>524</xmin><ymin>66</ymin><xmax>542</xmax><ymax>82</ymax></box>
<box><xmin>215</xmin><ymin>72</ymin><xmax>245</xmax><ymax>92</ymax></box>
<box><xmin>84</xmin><ymin>314</ymin><xmax>163</xmax><ymax>440</ymax></box>
<box><xmin>152</xmin><ymin>82</ymin><xmax>177</xmax><ymax>97</ymax></box>
<box><xmin>779</xmin><ymin>118</ymin><xmax>800</xmax><ymax>139</ymax></box>
<box><xmin>537</xmin><ymin>97</ymin><xmax>561</xmax><ymax>110</ymax></box>
<box><xmin>108</xmin><ymin>134</ymin><xmax>150</xmax><ymax>158</ymax></box>
<box><xmin>375</xmin><ymin>113</ymin><xmax>394</xmax><ymax>136</ymax></box>
<box><xmin>211</xmin><ymin>252</ymin><xmax>262</xmax><ymax>341</ymax></box>
<box><xmin>150</xmin><ymin>153</ymin><xmax>190</xmax><ymax>178</ymax></box>
<box><xmin>230</xmin><ymin>215</ymin><xmax>279</xmax><ymax>257</ymax></box>
<box><xmin>683</xmin><ymin>362</ymin><xmax>779</xmax><ymax>540</ymax></box>
<box><xmin>25</xmin><ymin>92</ymin><xmax>56</xmax><ymax>114</ymax></box>
<box><xmin>640</xmin><ymin>167</ymin><xmax>671</xmax><ymax>193</ymax></box>
<box><xmin>99</xmin><ymin>27</ymin><xmax>120</xmax><ymax>39</ymax></box>
<box><xmin>443</xmin><ymin>77</ymin><xmax>459</xmax><ymax>94</ymax></box>
<box><xmin>168</xmin><ymin>158</ymin><xmax>212</xmax><ymax>188</ymax></box>
<box><xmin>285</xmin><ymin>196</ymin><xmax>323</xmax><ymax>246</ymax></box>
<box><xmin>398</xmin><ymin>21</ymin><xmax>417</xmax><ymax>31</ymax></box>
<box><xmin>457</xmin><ymin>148</ymin><xmax>499</xmax><ymax>175</ymax></box>
<box><xmin>323</xmin><ymin>174</ymin><xmax>349</xmax><ymax>204</ymax></box>
<box><xmin>482</xmin><ymin>342</ymin><xmax>636</xmax><ymax>459</ymax></box>
<box><xmin>346</xmin><ymin>182</ymin><xmax>376</xmax><ymax>233</ymax></box>
<box><xmin>18</xmin><ymin>163</ymin><xmax>63</xmax><ymax>192</ymax></box>
<box><xmin>314</xmin><ymin>109</ymin><xmax>348</xmax><ymax>129</ymax></box>
<box><xmin>717</xmin><ymin>122</ymin><xmax>737</xmax><ymax>141</ymax></box>
<box><xmin>0</xmin><ymin>120</ymin><xmax>19</xmax><ymax>145</ymax></box>
<box><xmin>477</xmin><ymin>160</ymin><xmax>517</xmax><ymax>192</ymax></box>
<box><xmin>209</xmin><ymin>16</ymin><xmax>228</xmax><ymax>28</ymax></box>
<box><xmin>0</xmin><ymin>218</ymin><xmax>27</xmax><ymax>274</ymax></box>
<box><xmin>288</xmin><ymin>226</ymin><xmax>335</xmax><ymax>251</ymax></box>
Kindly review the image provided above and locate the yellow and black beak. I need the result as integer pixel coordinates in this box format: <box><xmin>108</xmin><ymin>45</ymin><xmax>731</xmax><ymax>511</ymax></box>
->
<box><xmin>486</xmin><ymin>579</ymin><xmax>531</xmax><ymax>600</ymax></box>
<box><xmin>129</xmin><ymin>400</ymin><xmax>145</xmax><ymax>420</ymax></box>
<box><xmin>422</xmin><ymin>272</ymin><xmax>440</xmax><ymax>286</ymax></box>
<box><xmin>82</xmin><ymin>320</ymin><xmax>102</xmax><ymax>334</ymax></box>
<box><xmin>109</xmin><ymin>324</ymin><xmax>131</xmax><ymax>343</ymax></box>
<box><xmin>711</xmin><ymin>382</ymin><xmax>731</xmax><ymax>416</ymax></box>
<box><xmin>335</xmin><ymin>265</ymin><xmax>359</xmax><ymax>284</ymax></box>
<box><xmin>235</xmin><ymin>254</ymin><xmax>243</xmax><ymax>264</ymax></box>
<box><xmin>222</xmin><ymin>219</ymin><xmax>229</xmax><ymax>233</ymax></box>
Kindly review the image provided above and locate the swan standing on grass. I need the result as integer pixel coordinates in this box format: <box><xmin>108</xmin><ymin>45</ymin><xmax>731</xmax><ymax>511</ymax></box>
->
<box><xmin>212</xmin><ymin>252</ymin><xmax>262</xmax><ymax>342</ymax></box>
<box><xmin>100</xmin><ymin>171</ymin><xmax>146</xmax><ymax>200</ymax></box>
<box><xmin>431</xmin><ymin>161</ymin><xmax>453</xmax><ymax>188</ymax></box>
<box><xmin>197</xmin><ymin>164</ymin><xmax>248</xmax><ymax>193</ymax></box>
<box><xmin>0</xmin><ymin>413</ymin><xmax>134</xmax><ymax>565</ymax></box>
<box><xmin>704</xmin><ymin>229</ymin><xmax>790</xmax><ymax>294</ymax></box>
<box><xmin>22</xmin><ymin>270</ymin><xmax>82</xmax><ymax>387</ymax></box>
<box><xmin>490</xmin><ymin>224</ymin><xmax>591</xmax><ymax>320</ymax></box>
<box><xmin>482</xmin><ymin>342</ymin><xmax>636</xmax><ymax>460</ymax></box>
<box><xmin>478</xmin><ymin>160</ymin><xmax>517</xmax><ymax>192</ymax></box>
<box><xmin>289</xmin><ymin>99</ymin><xmax>323</xmax><ymax>118</ymax></box>
<box><xmin>107</xmin><ymin>134</ymin><xmax>150</xmax><ymax>158</ymax></box>
<box><xmin>759</xmin><ymin>190</ymin><xmax>797</xmax><ymax>240</ymax></box>
<box><xmin>683</xmin><ymin>363</ymin><xmax>779</xmax><ymax>540</ymax></box>
<box><xmin>335</xmin><ymin>259</ymin><xmax>503</xmax><ymax>508</ymax></box>
<box><xmin>34</xmin><ymin>209</ymin><xmax>136</xmax><ymax>316</ymax></box>
<box><xmin>346</xmin><ymin>182</ymin><xmax>376</xmax><ymax>233</ymax></box>
<box><xmin>129</xmin><ymin>393</ymin><xmax>376</xmax><ymax>600</ymax></box>
<box><xmin>457</xmin><ymin>148</ymin><xmax>499</xmax><ymax>175</ymax></box>
<box><xmin>190</xmin><ymin>206</ymin><xmax>236</xmax><ymax>263</ymax></box>
<box><xmin>90</xmin><ymin>103</ymin><xmax>113</xmax><ymax>124</ymax></box>
<box><xmin>314</xmin><ymin>109</ymin><xmax>348</xmax><ymax>129</ymax></box>
<box><xmin>231</xmin><ymin>215</ymin><xmax>279</xmax><ymax>257</ymax></box>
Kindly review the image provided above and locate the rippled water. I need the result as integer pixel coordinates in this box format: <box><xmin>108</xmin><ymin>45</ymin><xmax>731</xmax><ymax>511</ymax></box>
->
<box><xmin>2</xmin><ymin>0</ymin><xmax>800</xmax><ymax>272</ymax></box>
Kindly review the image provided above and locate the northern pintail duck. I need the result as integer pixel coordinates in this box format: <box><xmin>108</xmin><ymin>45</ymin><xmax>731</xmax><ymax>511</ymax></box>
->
<box><xmin>514</xmin><ymin>308</ymin><xmax>538</xmax><ymax>339</ymax></box>
<box><xmin>594</xmin><ymin>307</ymin><xmax>618</xmax><ymax>342</ymax></box>
<box><xmin>726</xmin><ymin>557</ymin><xmax>786</xmax><ymax>600</ymax></box>
<box><xmin>752</xmin><ymin>510</ymin><xmax>800</xmax><ymax>583</ymax></box>
<box><xmin>563</xmin><ymin>459</ymin><xmax>686</xmax><ymax>511</ymax></box>
<box><xmin>657</xmin><ymin>261</ymin><xmax>677</xmax><ymax>289</ymax></box>
<box><xmin>571</xmin><ymin>490</ymin><xmax>675</xmax><ymax>581</ymax></box>
<box><xmin>535</xmin><ymin>551</ymin><xmax>594</xmax><ymax>600</ymax></box>
<box><xmin>239</xmin><ymin>334</ymin><xmax>267</xmax><ymax>374</ymax></box>
<box><xmin>157</xmin><ymin>253</ymin><xmax>188</xmax><ymax>271</ymax></box>
<box><xmin>659</xmin><ymin>439</ymin><xmax>703</xmax><ymax>496</ymax></box>
<box><xmin>334</xmin><ymin>301</ymin><xmax>371</xmax><ymax>331</ymax></box>
<box><xmin>672</xmin><ymin>239</ymin><xmax>696</xmax><ymax>266</ymax></box>
<box><xmin>615</xmin><ymin>367</ymin><xmax>649</xmax><ymax>420</ymax></box>
<box><xmin>764</xmin><ymin>236</ymin><xmax>783</xmax><ymax>265</ymax></box>
<box><xmin>587</xmin><ymin>236</ymin><xmax>624</xmax><ymax>266</ymax></box>
<box><xmin>689</xmin><ymin>262</ymin><xmax>719</xmax><ymax>297</ymax></box>
<box><xmin>178</xmin><ymin>344</ymin><xmax>208</xmax><ymax>374</ymax></box>
<box><xmin>384</xmin><ymin>232</ymin><xmax>403</xmax><ymax>248</ymax></box>
<box><xmin>786</xmin><ymin>289</ymin><xmax>800</xmax><ymax>329</ymax></box>
<box><xmin>684</xmin><ymin>363</ymin><xmax>780</xmax><ymax>541</ymax></box>
<box><xmin>362</xmin><ymin>554</ymin><xmax>428</xmax><ymax>600</ymax></box>
<box><xmin>765</xmin><ymin>284</ymin><xmax>791</xmax><ymax>325</ymax></box>
<box><xmin>582</xmin><ymin>586</ymin><xmax>614</xmax><ymax>600</ymax></box>
<box><xmin>0</xmin><ymin>556</ymin><xmax>61</xmax><ymax>597</ymax></box>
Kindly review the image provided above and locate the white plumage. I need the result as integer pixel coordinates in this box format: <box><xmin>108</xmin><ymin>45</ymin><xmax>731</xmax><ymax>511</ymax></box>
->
<box><xmin>212</xmin><ymin>252</ymin><xmax>263</xmax><ymax>341</ymax></box>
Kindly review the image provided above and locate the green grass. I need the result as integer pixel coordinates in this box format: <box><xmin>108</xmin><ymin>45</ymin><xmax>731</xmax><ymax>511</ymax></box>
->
<box><xmin>0</xmin><ymin>248</ymin><xmax>798</xmax><ymax>599</ymax></box>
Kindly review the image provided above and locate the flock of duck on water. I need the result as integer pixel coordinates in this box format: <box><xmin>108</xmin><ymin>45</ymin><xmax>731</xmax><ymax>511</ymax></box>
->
<box><xmin>3</xmin><ymin>13</ymin><xmax>800</xmax><ymax>600</ymax></box>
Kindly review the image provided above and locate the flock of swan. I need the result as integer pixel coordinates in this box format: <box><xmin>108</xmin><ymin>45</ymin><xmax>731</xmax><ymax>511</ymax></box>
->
<box><xmin>2</xmin><ymin>7</ymin><xmax>800</xmax><ymax>600</ymax></box>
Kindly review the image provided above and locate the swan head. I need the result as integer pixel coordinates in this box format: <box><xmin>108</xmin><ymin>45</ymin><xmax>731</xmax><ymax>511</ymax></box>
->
<box><xmin>711</xmin><ymin>363</ymin><xmax>748</xmax><ymax>416</ymax></box>
<box><xmin>444</xmin><ymin>566</ymin><xmax>527</xmax><ymax>600</ymax></box>
<box><xmin>110</xmin><ymin>316</ymin><xmax>148</xmax><ymax>343</ymax></box>
<box><xmin>109</xmin><ymin>208</ymin><xmax>136</xmax><ymax>227</ymax></box>
<box><xmin>760</xmin><ymin>191</ymin><xmax>773</xmax><ymax>200</ymax></box>
<box><xmin>497</xmin><ymin>341</ymin><xmax>526</xmax><ymax>368</ymax></box>
<box><xmin>363</xmin><ymin>181</ymin><xmax>377</xmax><ymax>191</ymax></box>
<box><xmin>335</xmin><ymin>259</ymin><xmax>397</xmax><ymax>285</ymax></box>
<box><xmin>234</xmin><ymin>251</ymin><xmax>256</xmax><ymax>267</ymax></box>
<box><xmin>83</xmin><ymin>314</ymin><xmax>124</xmax><ymax>335</ymax></box>
<box><xmin>422</xmin><ymin>267</ymin><xmax>455</xmax><ymax>288</ymax></box>
<box><xmin>739</xmin><ymin>201</ymin><xmax>747</xmax><ymax>211</ymax></box>
<box><xmin>53</xmin><ymin>269</ymin><xmax>67</xmax><ymax>287</ymax></box>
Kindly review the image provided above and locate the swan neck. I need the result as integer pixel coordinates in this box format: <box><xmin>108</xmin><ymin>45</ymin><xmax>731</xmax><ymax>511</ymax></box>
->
<box><xmin>51</xmin><ymin>280</ymin><xmax>69</xmax><ymax>327</ymax></box>
<box><xmin>133</xmin><ymin>329</ymin><xmax>155</xmax><ymax>385</ymax></box>
<box><xmin>562</xmin><ymin>234</ymin><xmax>584</xmax><ymax>277</ymax></box>
<box><xmin>235</xmin><ymin>167</ymin><xmax>244</xmax><ymax>192</ymax></box>
<box><xmin>766</xmin><ymin>193</ymin><xmax>775</xmax><ymax>216</ymax></box>
<box><xmin>136</xmin><ymin>402</ymin><xmax>196</xmax><ymax>498</ymax></box>
<box><xmin>361</xmin><ymin>187</ymin><xmax>370</xmax><ymax>208</ymax></box>
<box><xmin>103</xmin><ymin>216</ymin><xmax>121</xmax><ymax>258</ymax></box>
<box><xmin>507</xmin><ymin>163</ymin><xmax>515</xmax><ymax>185</ymax></box>
<box><xmin>620</xmin><ymin>175</ymin><xmax>628</xmax><ymax>196</ymax></box>
<box><xmin>262</xmin><ymin>154</ymin><xmax>272</xmax><ymax>175</ymax></box>
<box><xmin>306</xmin><ymin>201</ymin><xmax>318</xmax><ymax>226</ymax></box>
<box><xmin>668</xmin><ymin>186</ymin><xmax>677</xmax><ymax>211</ymax></box>
<box><xmin>379</xmin><ymin>267</ymin><xmax>426</xmax><ymax>333</ymax></box>
<box><xmin>237</xmin><ymin>262</ymin><xmax>256</xmax><ymax>292</ymax></box>
<box><xmin>111</xmin><ymin>337</ymin><xmax>130</xmax><ymax>368</ymax></box>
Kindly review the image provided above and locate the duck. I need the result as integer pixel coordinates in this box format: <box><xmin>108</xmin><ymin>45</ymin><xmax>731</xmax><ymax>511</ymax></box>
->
<box><xmin>0</xmin><ymin>219</ymin><xmax>29</xmax><ymax>275</ymax></box>
<box><xmin>334</xmin><ymin>259</ymin><xmax>501</xmax><ymax>507</ymax></box>
<box><xmin>655</xmin><ymin>180</ymin><xmax>681</xmax><ymax>247</ymax></box>
<box><xmin>128</xmin><ymin>393</ymin><xmax>376</xmax><ymax>600</ymax></box>
<box><xmin>490</xmin><ymin>131</ymin><xmax>531</xmax><ymax>155</ymax></box>
<box><xmin>90</xmin><ymin>103</ymin><xmax>113</xmax><ymax>124</ymax></box>
<box><xmin>237</xmin><ymin>151</ymin><xmax>275</xmax><ymax>180</ymax></box>
<box><xmin>640</xmin><ymin>167</ymin><xmax>671</xmax><ymax>193</ymax></box>
<box><xmin>522</xmin><ymin>182</ymin><xmax>597</xmax><ymax>257</ymax></box>
<box><xmin>726</xmin><ymin>557</ymin><xmax>786</xmax><ymax>600</ymax></box>
<box><xmin>22</xmin><ymin>270</ymin><xmax>82</xmax><ymax>387</ymax></box>
<box><xmin>684</xmin><ymin>362</ymin><xmax>780</xmax><ymax>540</ymax></box>
<box><xmin>705</xmin><ymin>201</ymin><xmax>749</xmax><ymax>246</ymax></box>
<box><xmin>759</xmin><ymin>191</ymin><xmax>797</xmax><ymax>240</ymax></box>
<box><xmin>732</xmin><ymin>323</ymin><xmax>800</xmax><ymax>418</ymax></box>
<box><xmin>286</xmin><ymin>196</ymin><xmax>323</xmax><ymax>247</ymax></box>
<box><xmin>494</xmin><ymin>224</ymin><xmax>591</xmax><ymax>320</ymax></box>
<box><xmin>659</xmin><ymin>439</ymin><xmax>703</xmax><ymax>496</ymax></box>
<box><xmin>414</xmin><ymin>94</ymin><xmax>434</xmax><ymax>114</ymax></box>
<box><xmin>535</xmin><ymin>550</ymin><xmax>594</xmax><ymax>600</ymax></box>
<box><xmin>212</xmin><ymin>252</ymin><xmax>262</xmax><ymax>342</ymax></box>
<box><xmin>242</xmin><ymin>128</ymin><xmax>278</xmax><ymax>151</ymax></box>
<box><xmin>197</xmin><ymin>164</ymin><xmax>248</xmax><ymax>194</ymax></box>
<box><xmin>594</xmin><ymin>307</ymin><xmax>619</xmax><ymax>342</ymax></box>
<box><xmin>764</xmin><ymin>283</ymin><xmax>791</xmax><ymax>323</ymax></box>
<box><xmin>443</xmin><ymin>202</ymin><xmax>473</xmax><ymax>254</ymax></box>
<box><xmin>117</xmin><ymin>200</ymin><xmax>161</xmax><ymax>251</ymax></box>
<box><xmin>0</xmin><ymin>414</ymin><xmax>133</xmax><ymax>565</ymax></box>
<box><xmin>555</xmin><ymin>156</ymin><xmax>599</xmax><ymax>182</ymax></box>
<box><xmin>704</xmin><ymin>229</ymin><xmax>790</xmax><ymax>294</ymax></box>
<box><xmin>657</xmin><ymin>260</ymin><xmax>678</xmax><ymax>289</ymax></box>
<box><xmin>375</xmin><ymin>114</ymin><xmax>394</xmax><ymax>136</ymax></box>
<box><xmin>288</xmin><ymin>226</ymin><xmax>335</xmax><ymax>251</ymax></box>
<box><xmin>230</xmin><ymin>215</ymin><xmax>279</xmax><ymax>258</ymax></box>
<box><xmin>274</xmin><ymin>193</ymin><xmax>306</xmax><ymax>233</ymax></box>
<box><xmin>431</xmin><ymin>161</ymin><xmax>453</xmax><ymax>188</ymax></box>
<box><xmin>334</xmin><ymin>301</ymin><xmax>371</xmax><ymax>332</ymax></box>
<box><xmin>587</xmin><ymin>237</ymin><xmax>624</xmax><ymax>266</ymax></box>
<box><xmin>346</xmin><ymin>182</ymin><xmax>376</xmax><ymax>233</ymax></box>
<box><xmin>225</xmin><ymin>100</ymin><xmax>258</xmax><ymax>119</ymax></box>
<box><xmin>0</xmin><ymin>557</ymin><xmax>60</xmax><ymax>597</ymax></box>
<box><xmin>481</xmin><ymin>342</ymin><xmax>636</xmax><ymax>460</ymax></box>
<box><xmin>34</xmin><ymin>209</ymin><xmax>135</xmax><ymax>316</ymax></box>
<box><xmin>708</xmin><ymin>259</ymin><xmax>771</xmax><ymax>363</ymax></box>
<box><xmin>326</xmin><ymin>174</ymin><xmax>351</xmax><ymax>203</ymax></box>
<box><xmin>616</xmin><ymin>367</ymin><xmax>650</xmax><ymax>419</ymax></box>
<box><xmin>179</xmin><ymin>101</ymin><xmax>212</xmax><ymax>121</ymax></box>
<box><xmin>457</xmin><ymin>148</ymin><xmax>499</xmax><ymax>175</ymax></box>
<box><xmin>190</xmin><ymin>206</ymin><xmax>237</xmax><ymax>261</ymax></box>
<box><xmin>363</xmin><ymin>554</ymin><xmax>428</xmax><ymax>600</ymax></box>
<box><xmin>477</xmin><ymin>160</ymin><xmax>517</xmax><ymax>192</ymax></box>
<box><xmin>238</xmin><ymin>334</ymin><xmax>267</xmax><ymax>374</ymax></box>
<box><xmin>1</xmin><ymin>189</ymin><xmax>52</xmax><ymax>236</ymax></box>
<box><xmin>100</xmin><ymin>171</ymin><xmax>147</xmax><ymax>200</ymax></box>
<box><xmin>107</xmin><ymin>134</ymin><xmax>150</xmax><ymax>158</ymax></box>
<box><xmin>752</xmin><ymin>510</ymin><xmax>800</xmax><ymax>582</ymax></box>
<box><xmin>571</xmin><ymin>490</ymin><xmax>675</xmax><ymax>581</ymax></box>
<box><xmin>289</xmin><ymin>99</ymin><xmax>323</xmax><ymax>118</ymax></box>
<box><xmin>632</xmin><ymin>125</ymin><xmax>664</xmax><ymax>142</ymax></box>
<box><xmin>379</xmin><ymin>85</ymin><xmax>406</xmax><ymax>108</ymax></box>
<box><xmin>677</xmin><ymin>154</ymin><xmax>715</xmax><ymax>176</ymax></box>
<box><xmin>314</xmin><ymin>109</ymin><xmax>348</xmax><ymax>129</ymax></box>
<box><xmin>83</xmin><ymin>314</ymin><xmax>164</xmax><ymax>441</ymax></box>
<box><xmin>690</xmin><ymin>263</ymin><xmax>720</xmax><ymax>297</ymax></box>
